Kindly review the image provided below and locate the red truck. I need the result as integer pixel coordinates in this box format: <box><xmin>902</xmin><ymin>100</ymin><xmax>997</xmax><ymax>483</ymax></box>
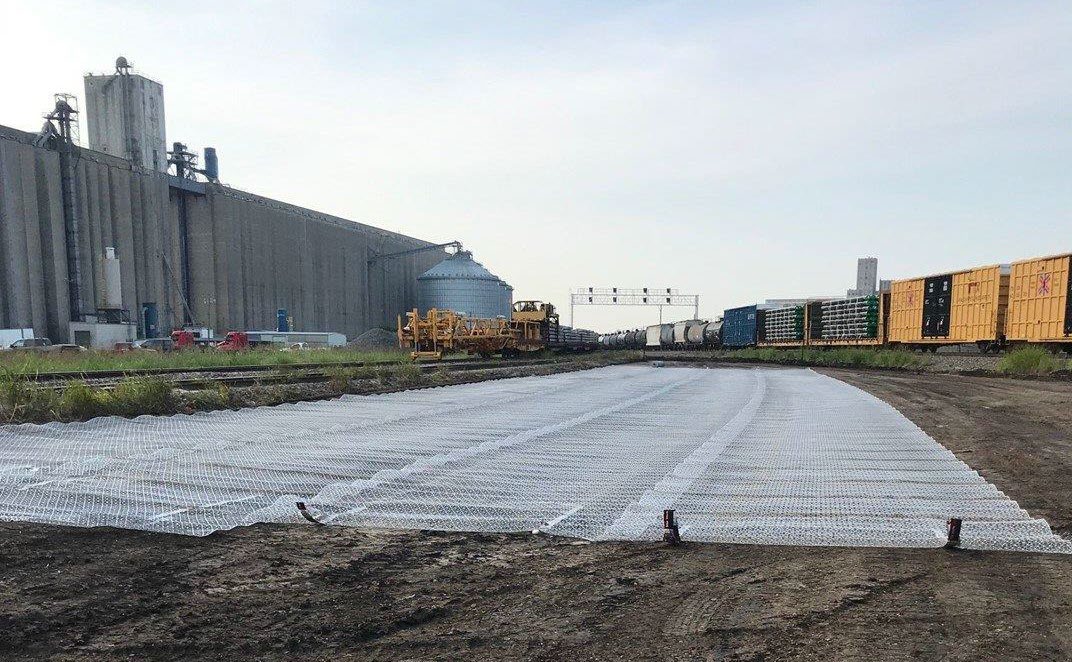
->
<box><xmin>215</xmin><ymin>331</ymin><xmax>249</xmax><ymax>351</ymax></box>
<box><xmin>170</xmin><ymin>330</ymin><xmax>249</xmax><ymax>351</ymax></box>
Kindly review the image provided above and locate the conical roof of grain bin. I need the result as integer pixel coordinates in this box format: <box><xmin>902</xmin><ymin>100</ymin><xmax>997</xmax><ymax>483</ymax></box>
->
<box><xmin>417</xmin><ymin>250</ymin><xmax>512</xmax><ymax>318</ymax></box>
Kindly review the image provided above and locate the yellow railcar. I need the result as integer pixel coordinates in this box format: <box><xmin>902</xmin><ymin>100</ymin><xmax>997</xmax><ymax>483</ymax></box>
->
<box><xmin>1005</xmin><ymin>253</ymin><xmax>1072</xmax><ymax>345</ymax></box>
<box><xmin>887</xmin><ymin>265</ymin><xmax>1008</xmax><ymax>351</ymax></box>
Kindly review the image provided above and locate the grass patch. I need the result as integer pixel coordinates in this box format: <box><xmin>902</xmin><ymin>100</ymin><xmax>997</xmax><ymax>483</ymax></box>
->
<box><xmin>710</xmin><ymin>347</ymin><xmax>925</xmax><ymax>370</ymax></box>
<box><xmin>109</xmin><ymin>378</ymin><xmax>176</xmax><ymax>417</ymax></box>
<box><xmin>0</xmin><ymin>366</ymin><xmax>58</xmax><ymax>423</ymax></box>
<box><xmin>998</xmin><ymin>346</ymin><xmax>1069</xmax><ymax>376</ymax></box>
<box><xmin>0</xmin><ymin>347</ymin><xmax>409</xmax><ymax>375</ymax></box>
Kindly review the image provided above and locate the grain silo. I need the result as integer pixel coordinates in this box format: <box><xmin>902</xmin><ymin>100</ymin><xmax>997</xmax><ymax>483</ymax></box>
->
<box><xmin>417</xmin><ymin>251</ymin><xmax>512</xmax><ymax>318</ymax></box>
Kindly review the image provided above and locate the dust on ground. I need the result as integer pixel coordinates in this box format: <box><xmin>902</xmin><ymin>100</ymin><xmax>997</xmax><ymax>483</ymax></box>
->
<box><xmin>1</xmin><ymin>370</ymin><xmax>1070</xmax><ymax>661</ymax></box>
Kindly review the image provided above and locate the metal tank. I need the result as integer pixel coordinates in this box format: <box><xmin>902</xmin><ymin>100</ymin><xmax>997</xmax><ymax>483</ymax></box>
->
<box><xmin>499</xmin><ymin>281</ymin><xmax>514</xmax><ymax>318</ymax></box>
<box><xmin>704</xmin><ymin>320</ymin><xmax>723</xmax><ymax>347</ymax></box>
<box><xmin>417</xmin><ymin>251</ymin><xmax>512</xmax><ymax>318</ymax></box>
<box><xmin>686</xmin><ymin>322</ymin><xmax>706</xmax><ymax>346</ymax></box>
<box><xmin>646</xmin><ymin>324</ymin><xmax>662</xmax><ymax>348</ymax></box>
<box><xmin>659</xmin><ymin>324</ymin><xmax>674</xmax><ymax>346</ymax></box>
<box><xmin>674</xmin><ymin>319</ymin><xmax>704</xmax><ymax>346</ymax></box>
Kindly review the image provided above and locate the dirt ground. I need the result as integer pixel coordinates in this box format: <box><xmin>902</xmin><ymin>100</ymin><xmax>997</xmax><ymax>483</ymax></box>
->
<box><xmin>1</xmin><ymin>369</ymin><xmax>1071</xmax><ymax>661</ymax></box>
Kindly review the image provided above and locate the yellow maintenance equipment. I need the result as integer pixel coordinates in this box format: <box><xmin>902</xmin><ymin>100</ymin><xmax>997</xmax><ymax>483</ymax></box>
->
<box><xmin>398</xmin><ymin>308</ymin><xmax>543</xmax><ymax>360</ymax></box>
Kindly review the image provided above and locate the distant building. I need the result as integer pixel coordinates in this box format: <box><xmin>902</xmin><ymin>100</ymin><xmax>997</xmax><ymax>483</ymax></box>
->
<box><xmin>84</xmin><ymin>57</ymin><xmax>167</xmax><ymax>171</ymax></box>
<box><xmin>847</xmin><ymin>257</ymin><xmax>878</xmax><ymax>297</ymax></box>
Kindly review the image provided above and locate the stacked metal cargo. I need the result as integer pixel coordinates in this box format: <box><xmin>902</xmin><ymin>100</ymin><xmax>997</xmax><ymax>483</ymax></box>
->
<box><xmin>759</xmin><ymin>306</ymin><xmax>804</xmax><ymax>344</ymax></box>
<box><xmin>816</xmin><ymin>296</ymin><xmax>879</xmax><ymax>340</ymax></box>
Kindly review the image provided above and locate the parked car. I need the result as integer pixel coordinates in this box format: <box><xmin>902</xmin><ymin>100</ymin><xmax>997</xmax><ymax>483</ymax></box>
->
<box><xmin>50</xmin><ymin>344</ymin><xmax>86</xmax><ymax>353</ymax></box>
<box><xmin>133</xmin><ymin>338</ymin><xmax>175</xmax><ymax>352</ymax></box>
<box><xmin>6</xmin><ymin>338</ymin><xmax>86</xmax><ymax>353</ymax></box>
<box><xmin>7</xmin><ymin>337</ymin><xmax>52</xmax><ymax>351</ymax></box>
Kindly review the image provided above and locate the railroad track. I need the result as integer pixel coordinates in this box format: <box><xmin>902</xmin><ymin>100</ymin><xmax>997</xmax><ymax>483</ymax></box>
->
<box><xmin>23</xmin><ymin>357</ymin><xmax>563</xmax><ymax>390</ymax></box>
<box><xmin>20</xmin><ymin>356</ymin><xmax>490</xmax><ymax>383</ymax></box>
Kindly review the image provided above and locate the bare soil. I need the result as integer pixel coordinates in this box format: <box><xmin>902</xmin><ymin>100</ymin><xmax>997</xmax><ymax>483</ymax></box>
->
<box><xmin>1</xmin><ymin>370</ymin><xmax>1070</xmax><ymax>661</ymax></box>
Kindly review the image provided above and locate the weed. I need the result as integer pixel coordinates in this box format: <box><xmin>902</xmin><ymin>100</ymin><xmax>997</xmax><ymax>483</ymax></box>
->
<box><xmin>0</xmin><ymin>347</ymin><xmax>408</xmax><ymax>376</ymax></box>
<box><xmin>59</xmin><ymin>381</ymin><xmax>104</xmax><ymax>420</ymax></box>
<box><xmin>431</xmin><ymin>365</ymin><xmax>450</xmax><ymax>385</ymax></box>
<box><xmin>324</xmin><ymin>366</ymin><xmax>358</xmax><ymax>392</ymax></box>
<box><xmin>999</xmin><ymin>346</ymin><xmax>1068</xmax><ymax>376</ymax></box>
<box><xmin>108</xmin><ymin>378</ymin><xmax>176</xmax><ymax>417</ymax></box>
<box><xmin>711</xmin><ymin>347</ymin><xmax>924</xmax><ymax>370</ymax></box>
<box><xmin>394</xmin><ymin>363</ymin><xmax>423</xmax><ymax>387</ymax></box>
<box><xmin>0</xmin><ymin>366</ymin><xmax>59</xmax><ymax>423</ymax></box>
<box><xmin>183</xmin><ymin>383</ymin><xmax>234</xmax><ymax>411</ymax></box>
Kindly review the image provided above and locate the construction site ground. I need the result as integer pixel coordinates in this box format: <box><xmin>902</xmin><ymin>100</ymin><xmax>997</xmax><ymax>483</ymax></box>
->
<box><xmin>1</xmin><ymin>368</ymin><xmax>1071</xmax><ymax>661</ymax></box>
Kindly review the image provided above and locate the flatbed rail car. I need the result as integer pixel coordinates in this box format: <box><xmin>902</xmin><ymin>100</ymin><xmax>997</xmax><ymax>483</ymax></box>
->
<box><xmin>806</xmin><ymin>294</ymin><xmax>887</xmax><ymax>347</ymax></box>
<box><xmin>398</xmin><ymin>302</ymin><xmax>599</xmax><ymax>360</ymax></box>
<box><xmin>512</xmin><ymin>301</ymin><xmax>600</xmax><ymax>351</ymax></box>
<box><xmin>398</xmin><ymin>308</ymin><xmax>542</xmax><ymax>360</ymax></box>
<box><xmin>756</xmin><ymin>305</ymin><xmax>805</xmax><ymax>347</ymax></box>
<box><xmin>754</xmin><ymin>295</ymin><xmax>888</xmax><ymax>349</ymax></box>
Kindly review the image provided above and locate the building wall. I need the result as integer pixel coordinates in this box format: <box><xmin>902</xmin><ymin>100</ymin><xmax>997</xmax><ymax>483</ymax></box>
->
<box><xmin>84</xmin><ymin>73</ymin><xmax>167</xmax><ymax>171</ymax></box>
<box><xmin>0</xmin><ymin>124</ymin><xmax>442</xmax><ymax>342</ymax></box>
<box><xmin>856</xmin><ymin>257</ymin><xmax>878</xmax><ymax>295</ymax></box>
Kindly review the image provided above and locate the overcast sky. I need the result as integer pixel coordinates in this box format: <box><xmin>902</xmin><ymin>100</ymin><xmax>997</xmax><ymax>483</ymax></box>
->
<box><xmin>2</xmin><ymin>1</ymin><xmax>1069</xmax><ymax>331</ymax></box>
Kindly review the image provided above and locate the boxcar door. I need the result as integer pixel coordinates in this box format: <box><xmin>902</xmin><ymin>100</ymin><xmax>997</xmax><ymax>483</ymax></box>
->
<box><xmin>1065</xmin><ymin>257</ymin><xmax>1072</xmax><ymax>336</ymax></box>
<box><xmin>922</xmin><ymin>274</ymin><xmax>952</xmax><ymax>337</ymax></box>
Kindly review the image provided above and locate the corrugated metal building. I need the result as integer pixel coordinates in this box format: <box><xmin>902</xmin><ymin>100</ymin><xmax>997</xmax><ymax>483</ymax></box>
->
<box><xmin>0</xmin><ymin>123</ymin><xmax>444</xmax><ymax>342</ymax></box>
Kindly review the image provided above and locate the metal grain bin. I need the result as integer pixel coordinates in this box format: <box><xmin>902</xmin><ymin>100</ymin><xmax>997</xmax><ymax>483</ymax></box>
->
<box><xmin>722</xmin><ymin>305</ymin><xmax>758</xmax><ymax>347</ymax></box>
<box><xmin>499</xmin><ymin>281</ymin><xmax>514</xmax><ymax>317</ymax></box>
<box><xmin>417</xmin><ymin>251</ymin><xmax>512</xmax><ymax>318</ymax></box>
<box><xmin>1006</xmin><ymin>253</ymin><xmax>1071</xmax><ymax>344</ymax></box>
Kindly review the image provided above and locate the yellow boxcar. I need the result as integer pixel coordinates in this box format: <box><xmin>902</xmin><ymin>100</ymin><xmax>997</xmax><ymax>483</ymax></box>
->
<box><xmin>888</xmin><ymin>265</ymin><xmax>1008</xmax><ymax>348</ymax></box>
<box><xmin>1005</xmin><ymin>253</ymin><xmax>1072</xmax><ymax>344</ymax></box>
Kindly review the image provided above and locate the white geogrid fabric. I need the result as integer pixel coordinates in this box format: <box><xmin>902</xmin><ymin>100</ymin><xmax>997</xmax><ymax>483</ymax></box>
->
<box><xmin>0</xmin><ymin>365</ymin><xmax>1067</xmax><ymax>553</ymax></box>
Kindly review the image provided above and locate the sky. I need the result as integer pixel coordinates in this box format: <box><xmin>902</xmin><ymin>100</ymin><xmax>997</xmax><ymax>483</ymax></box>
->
<box><xmin>1</xmin><ymin>1</ymin><xmax>1069</xmax><ymax>332</ymax></box>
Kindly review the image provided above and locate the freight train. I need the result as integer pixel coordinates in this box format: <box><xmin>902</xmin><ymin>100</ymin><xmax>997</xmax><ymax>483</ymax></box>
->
<box><xmin>599</xmin><ymin>319</ymin><xmax>724</xmax><ymax>350</ymax></box>
<box><xmin>604</xmin><ymin>251</ymin><xmax>1072</xmax><ymax>353</ymax></box>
